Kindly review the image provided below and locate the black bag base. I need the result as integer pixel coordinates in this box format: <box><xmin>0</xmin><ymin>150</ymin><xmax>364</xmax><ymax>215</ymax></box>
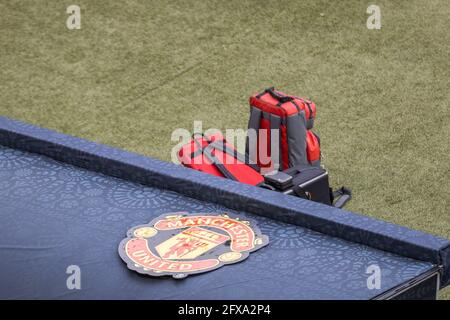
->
<box><xmin>263</xmin><ymin>165</ymin><xmax>351</xmax><ymax>208</ymax></box>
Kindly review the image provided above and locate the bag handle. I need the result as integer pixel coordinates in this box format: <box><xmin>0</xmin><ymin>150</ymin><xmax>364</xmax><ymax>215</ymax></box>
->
<box><xmin>264</xmin><ymin>87</ymin><xmax>294</xmax><ymax>104</ymax></box>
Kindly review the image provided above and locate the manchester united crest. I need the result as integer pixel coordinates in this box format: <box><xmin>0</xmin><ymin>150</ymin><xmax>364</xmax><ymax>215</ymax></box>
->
<box><xmin>118</xmin><ymin>212</ymin><xmax>269</xmax><ymax>278</ymax></box>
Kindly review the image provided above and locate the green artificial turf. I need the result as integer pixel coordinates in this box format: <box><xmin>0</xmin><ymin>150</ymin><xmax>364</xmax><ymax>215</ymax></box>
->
<box><xmin>1</xmin><ymin>0</ymin><xmax>449</xmax><ymax>299</ymax></box>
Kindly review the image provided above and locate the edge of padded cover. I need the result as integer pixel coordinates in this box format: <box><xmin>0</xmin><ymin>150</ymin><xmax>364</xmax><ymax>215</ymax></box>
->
<box><xmin>1</xmin><ymin>116</ymin><xmax>449</xmax><ymax>287</ymax></box>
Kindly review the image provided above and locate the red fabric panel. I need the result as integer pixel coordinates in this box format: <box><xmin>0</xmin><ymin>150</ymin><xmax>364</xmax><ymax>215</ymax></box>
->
<box><xmin>280</xmin><ymin>124</ymin><xmax>289</xmax><ymax>170</ymax></box>
<box><xmin>250</xmin><ymin>91</ymin><xmax>317</xmax><ymax>120</ymax></box>
<box><xmin>250</xmin><ymin>97</ymin><xmax>286</xmax><ymax>117</ymax></box>
<box><xmin>178</xmin><ymin>140</ymin><xmax>224</xmax><ymax>178</ymax></box>
<box><xmin>212</xmin><ymin>148</ymin><xmax>264</xmax><ymax>186</ymax></box>
<box><xmin>306</xmin><ymin>130</ymin><xmax>320</xmax><ymax>163</ymax></box>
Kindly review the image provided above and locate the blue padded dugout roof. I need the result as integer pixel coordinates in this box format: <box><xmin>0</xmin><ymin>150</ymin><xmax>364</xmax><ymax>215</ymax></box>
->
<box><xmin>0</xmin><ymin>116</ymin><xmax>449</xmax><ymax>297</ymax></box>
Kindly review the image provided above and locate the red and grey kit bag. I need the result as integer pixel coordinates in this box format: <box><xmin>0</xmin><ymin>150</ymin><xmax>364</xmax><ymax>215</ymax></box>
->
<box><xmin>246</xmin><ymin>87</ymin><xmax>320</xmax><ymax>171</ymax></box>
<box><xmin>178</xmin><ymin>132</ymin><xmax>265</xmax><ymax>186</ymax></box>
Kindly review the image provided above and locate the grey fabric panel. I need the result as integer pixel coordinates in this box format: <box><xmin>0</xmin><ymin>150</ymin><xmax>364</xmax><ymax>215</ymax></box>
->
<box><xmin>310</xmin><ymin>159</ymin><xmax>321</xmax><ymax>168</ymax></box>
<box><xmin>269</xmin><ymin>114</ymin><xmax>281</xmax><ymax>170</ymax></box>
<box><xmin>306</xmin><ymin>118</ymin><xmax>314</xmax><ymax>130</ymax></box>
<box><xmin>246</xmin><ymin>106</ymin><xmax>261</xmax><ymax>162</ymax></box>
<box><xmin>287</xmin><ymin>111</ymin><xmax>308</xmax><ymax>167</ymax></box>
<box><xmin>247</xmin><ymin>106</ymin><xmax>261</xmax><ymax>131</ymax></box>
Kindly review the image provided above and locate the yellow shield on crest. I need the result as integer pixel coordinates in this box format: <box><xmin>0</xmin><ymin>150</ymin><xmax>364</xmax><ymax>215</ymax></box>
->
<box><xmin>155</xmin><ymin>227</ymin><xmax>230</xmax><ymax>260</ymax></box>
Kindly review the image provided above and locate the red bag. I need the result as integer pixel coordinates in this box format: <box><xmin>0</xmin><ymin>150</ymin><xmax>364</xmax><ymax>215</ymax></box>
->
<box><xmin>247</xmin><ymin>87</ymin><xmax>320</xmax><ymax>171</ymax></box>
<box><xmin>178</xmin><ymin>132</ymin><xmax>265</xmax><ymax>186</ymax></box>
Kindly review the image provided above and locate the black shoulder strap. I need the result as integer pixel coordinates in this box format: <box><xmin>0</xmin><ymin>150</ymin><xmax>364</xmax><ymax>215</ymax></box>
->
<box><xmin>203</xmin><ymin>145</ymin><xmax>238</xmax><ymax>181</ymax></box>
<box><xmin>192</xmin><ymin>133</ymin><xmax>262</xmax><ymax>180</ymax></box>
<box><xmin>192</xmin><ymin>135</ymin><xmax>238</xmax><ymax>181</ymax></box>
<box><xmin>209</xmin><ymin>140</ymin><xmax>260</xmax><ymax>172</ymax></box>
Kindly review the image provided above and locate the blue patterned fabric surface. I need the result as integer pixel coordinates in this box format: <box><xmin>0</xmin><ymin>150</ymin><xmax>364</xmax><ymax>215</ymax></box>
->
<box><xmin>0</xmin><ymin>144</ymin><xmax>437</xmax><ymax>299</ymax></box>
<box><xmin>0</xmin><ymin>116</ymin><xmax>449</xmax><ymax>294</ymax></box>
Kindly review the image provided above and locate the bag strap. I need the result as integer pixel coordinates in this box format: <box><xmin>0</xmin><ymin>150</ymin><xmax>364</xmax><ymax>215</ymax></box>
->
<box><xmin>304</xmin><ymin>101</ymin><xmax>314</xmax><ymax>119</ymax></box>
<box><xmin>192</xmin><ymin>135</ymin><xmax>238</xmax><ymax>181</ymax></box>
<box><xmin>192</xmin><ymin>133</ymin><xmax>262</xmax><ymax>179</ymax></box>
<box><xmin>192</xmin><ymin>133</ymin><xmax>259</xmax><ymax>171</ymax></box>
<box><xmin>203</xmin><ymin>145</ymin><xmax>239</xmax><ymax>181</ymax></box>
<box><xmin>332</xmin><ymin>187</ymin><xmax>352</xmax><ymax>208</ymax></box>
<box><xmin>209</xmin><ymin>140</ymin><xmax>260</xmax><ymax>172</ymax></box>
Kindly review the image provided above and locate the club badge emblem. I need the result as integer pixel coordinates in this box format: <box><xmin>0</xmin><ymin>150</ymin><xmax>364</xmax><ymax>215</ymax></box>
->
<box><xmin>118</xmin><ymin>212</ymin><xmax>269</xmax><ymax>278</ymax></box>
